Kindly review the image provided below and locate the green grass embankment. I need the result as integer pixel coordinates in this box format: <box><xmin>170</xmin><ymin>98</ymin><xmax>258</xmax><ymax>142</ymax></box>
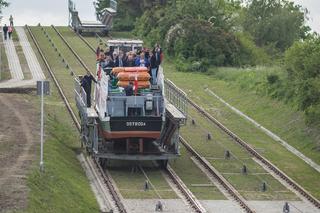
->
<box><xmin>23</xmin><ymin>26</ymin><xmax>99</xmax><ymax>212</ymax></box>
<box><xmin>181</xmin><ymin>107</ymin><xmax>296</xmax><ymax>200</ymax></box>
<box><xmin>30</xmin><ymin>26</ymin><xmax>82</xmax><ymax>114</ymax></box>
<box><xmin>163</xmin><ymin>61</ymin><xmax>320</xmax><ymax>199</ymax></box>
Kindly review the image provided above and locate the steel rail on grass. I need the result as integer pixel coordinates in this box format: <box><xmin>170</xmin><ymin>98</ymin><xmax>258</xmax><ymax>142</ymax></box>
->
<box><xmin>179</xmin><ymin>136</ymin><xmax>255</xmax><ymax>213</ymax></box>
<box><xmin>73</xmin><ymin>27</ymin><xmax>209</xmax><ymax>213</ymax></box>
<box><xmin>164</xmin><ymin>165</ymin><xmax>207</xmax><ymax>213</ymax></box>
<box><xmin>186</xmin><ymin>94</ymin><xmax>320</xmax><ymax>209</ymax></box>
<box><xmin>73</xmin><ymin>26</ymin><xmax>320</xmax><ymax>209</ymax></box>
<box><xmin>26</xmin><ymin>25</ymin><xmax>127</xmax><ymax>213</ymax></box>
<box><xmin>51</xmin><ymin>25</ymin><xmax>94</xmax><ymax>76</ymax></box>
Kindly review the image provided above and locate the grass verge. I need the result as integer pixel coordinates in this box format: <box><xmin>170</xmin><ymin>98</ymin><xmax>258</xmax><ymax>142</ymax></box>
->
<box><xmin>21</xmin><ymin>27</ymin><xmax>99</xmax><ymax>212</ymax></box>
<box><xmin>163</xmin><ymin>61</ymin><xmax>320</xmax><ymax>199</ymax></box>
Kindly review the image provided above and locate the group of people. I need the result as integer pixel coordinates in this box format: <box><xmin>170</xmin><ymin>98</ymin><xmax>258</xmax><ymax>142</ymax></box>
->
<box><xmin>2</xmin><ymin>15</ymin><xmax>14</xmax><ymax>40</ymax></box>
<box><xmin>81</xmin><ymin>43</ymin><xmax>163</xmax><ymax>107</ymax></box>
<box><xmin>97</xmin><ymin>44</ymin><xmax>163</xmax><ymax>85</ymax></box>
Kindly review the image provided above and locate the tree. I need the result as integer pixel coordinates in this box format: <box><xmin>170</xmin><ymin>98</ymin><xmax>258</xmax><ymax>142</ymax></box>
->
<box><xmin>285</xmin><ymin>36</ymin><xmax>320</xmax><ymax>124</ymax></box>
<box><xmin>243</xmin><ymin>0</ymin><xmax>309</xmax><ymax>51</ymax></box>
<box><xmin>0</xmin><ymin>0</ymin><xmax>9</xmax><ymax>13</ymax></box>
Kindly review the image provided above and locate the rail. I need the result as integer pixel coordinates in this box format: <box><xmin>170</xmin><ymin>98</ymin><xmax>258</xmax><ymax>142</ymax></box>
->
<box><xmin>186</xmin><ymin>94</ymin><xmax>320</xmax><ymax>209</ymax></box>
<box><xmin>165</xmin><ymin>165</ymin><xmax>207</xmax><ymax>213</ymax></box>
<box><xmin>26</xmin><ymin>25</ymin><xmax>127</xmax><ymax>213</ymax></box>
<box><xmin>51</xmin><ymin>25</ymin><xmax>94</xmax><ymax>76</ymax></box>
<box><xmin>179</xmin><ymin>136</ymin><xmax>255</xmax><ymax>213</ymax></box>
<box><xmin>72</xmin><ymin>26</ymin><xmax>208</xmax><ymax>213</ymax></box>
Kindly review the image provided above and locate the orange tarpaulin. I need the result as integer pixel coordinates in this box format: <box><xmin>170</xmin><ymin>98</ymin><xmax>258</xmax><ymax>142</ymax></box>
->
<box><xmin>117</xmin><ymin>80</ymin><xmax>150</xmax><ymax>89</ymax></box>
<box><xmin>117</xmin><ymin>72</ymin><xmax>150</xmax><ymax>81</ymax></box>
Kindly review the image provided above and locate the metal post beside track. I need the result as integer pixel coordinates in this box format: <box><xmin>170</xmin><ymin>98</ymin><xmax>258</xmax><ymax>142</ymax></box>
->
<box><xmin>37</xmin><ymin>80</ymin><xmax>50</xmax><ymax>172</ymax></box>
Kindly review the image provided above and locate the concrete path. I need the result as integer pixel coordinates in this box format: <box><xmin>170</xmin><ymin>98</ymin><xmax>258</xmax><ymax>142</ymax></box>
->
<box><xmin>3</xmin><ymin>34</ymin><xmax>24</xmax><ymax>81</ymax></box>
<box><xmin>205</xmin><ymin>88</ymin><xmax>320</xmax><ymax>173</ymax></box>
<box><xmin>0</xmin><ymin>27</ymin><xmax>45</xmax><ymax>89</ymax></box>
<box><xmin>15</xmin><ymin>27</ymin><xmax>45</xmax><ymax>80</ymax></box>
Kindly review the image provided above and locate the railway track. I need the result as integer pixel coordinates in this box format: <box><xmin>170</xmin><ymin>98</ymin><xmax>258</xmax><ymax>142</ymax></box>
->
<box><xmin>26</xmin><ymin>25</ymin><xmax>127</xmax><ymax>213</ymax></box>
<box><xmin>52</xmin><ymin>26</ymin><xmax>320</xmax><ymax>212</ymax></box>
<box><xmin>164</xmin><ymin>165</ymin><xmax>207</xmax><ymax>213</ymax></box>
<box><xmin>179</xmin><ymin>136</ymin><xmax>255</xmax><ymax>213</ymax></box>
<box><xmin>181</xmin><ymin>83</ymin><xmax>320</xmax><ymax>209</ymax></box>
<box><xmin>59</xmin><ymin>27</ymin><xmax>211</xmax><ymax>213</ymax></box>
<box><xmin>73</xmin><ymin>29</ymin><xmax>257</xmax><ymax>213</ymax></box>
<box><xmin>49</xmin><ymin>26</ymin><xmax>320</xmax><ymax>211</ymax></box>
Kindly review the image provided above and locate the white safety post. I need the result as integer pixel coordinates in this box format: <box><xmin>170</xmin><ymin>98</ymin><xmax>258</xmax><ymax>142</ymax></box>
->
<box><xmin>40</xmin><ymin>80</ymin><xmax>44</xmax><ymax>172</ymax></box>
<box><xmin>37</xmin><ymin>80</ymin><xmax>49</xmax><ymax>173</ymax></box>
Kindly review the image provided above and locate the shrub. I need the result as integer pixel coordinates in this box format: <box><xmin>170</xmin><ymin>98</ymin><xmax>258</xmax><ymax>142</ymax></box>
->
<box><xmin>267</xmin><ymin>74</ymin><xmax>279</xmax><ymax>84</ymax></box>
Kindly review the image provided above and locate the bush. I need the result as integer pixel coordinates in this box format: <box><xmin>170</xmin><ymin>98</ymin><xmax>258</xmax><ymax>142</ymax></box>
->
<box><xmin>267</xmin><ymin>74</ymin><xmax>279</xmax><ymax>84</ymax></box>
<box><xmin>284</xmin><ymin>37</ymin><xmax>320</xmax><ymax>124</ymax></box>
<box><xmin>236</xmin><ymin>32</ymin><xmax>271</xmax><ymax>66</ymax></box>
<box><xmin>175</xmin><ymin>57</ymin><xmax>209</xmax><ymax>72</ymax></box>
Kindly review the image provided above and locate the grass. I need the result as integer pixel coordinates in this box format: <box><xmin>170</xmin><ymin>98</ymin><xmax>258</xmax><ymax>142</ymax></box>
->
<box><xmin>109</xmin><ymin>162</ymin><xmax>177</xmax><ymax>199</ymax></box>
<box><xmin>30</xmin><ymin>27</ymin><xmax>81</xmax><ymax>114</ymax></box>
<box><xmin>19</xmin><ymin>27</ymin><xmax>99</xmax><ymax>212</ymax></box>
<box><xmin>180</xmin><ymin>107</ymin><xmax>296</xmax><ymax>200</ymax></box>
<box><xmin>110</xmin><ymin>31</ymin><xmax>136</xmax><ymax>39</ymax></box>
<box><xmin>170</xmin><ymin>146</ymin><xmax>226</xmax><ymax>200</ymax></box>
<box><xmin>0</xmin><ymin>35</ymin><xmax>11</xmax><ymax>81</ymax></box>
<box><xmin>163</xmin><ymin>61</ymin><xmax>320</xmax><ymax>199</ymax></box>
<box><xmin>26</xmin><ymin>102</ymin><xmax>99</xmax><ymax>212</ymax></box>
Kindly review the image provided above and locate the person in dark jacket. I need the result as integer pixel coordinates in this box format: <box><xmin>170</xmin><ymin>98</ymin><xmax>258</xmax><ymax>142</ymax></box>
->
<box><xmin>125</xmin><ymin>52</ymin><xmax>136</xmax><ymax>67</ymax></box>
<box><xmin>101</xmin><ymin>55</ymin><xmax>115</xmax><ymax>75</ymax></box>
<box><xmin>81</xmin><ymin>71</ymin><xmax>97</xmax><ymax>107</ymax></box>
<box><xmin>125</xmin><ymin>81</ymin><xmax>134</xmax><ymax>96</ymax></box>
<box><xmin>3</xmin><ymin>24</ymin><xmax>8</xmax><ymax>40</ymax></box>
<box><xmin>114</xmin><ymin>51</ymin><xmax>125</xmax><ymax>67</ymax></box>
<box><xmin>150</xmin><ymin>51</ymin><xmax>158</xmax><ymax>85</ymax></box>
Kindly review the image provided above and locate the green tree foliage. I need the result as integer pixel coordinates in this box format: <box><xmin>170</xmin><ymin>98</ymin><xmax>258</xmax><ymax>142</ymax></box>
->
<box><xmin>134</xmin><ymin>0</ymin><xmax>258</xmax><ymax>67</ymax></box>
<box><xmin>284</xmin><ymin>37</ymin><xmax>320</xmax><ymax>124</ymax></box>
<box><xmin>95</xmin><ymin>0</ymin><xmax>162</xmax><ymax>30</ymax></box>
<box><xmin>243</xmin><ymin>0</ymin><xmax>309</xmax><ymax>51</ymax></box>
<box><xmin>0</xmin><ymin>0</ymin><xmax>9</xmax><ymax>13</ymax></box>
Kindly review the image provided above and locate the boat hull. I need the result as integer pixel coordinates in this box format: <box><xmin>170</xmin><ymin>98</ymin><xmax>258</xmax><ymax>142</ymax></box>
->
<box><xmin>98</xmin><ymin>116</ymin><xmax>163</xmax><ymax>140</ymax></box>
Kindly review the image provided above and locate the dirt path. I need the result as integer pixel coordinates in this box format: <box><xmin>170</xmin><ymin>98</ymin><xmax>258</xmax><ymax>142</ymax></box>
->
<box><xmin>0</xmin><ymin>93</ymin><xmax>39</xmax><ymax>212</ymax></box>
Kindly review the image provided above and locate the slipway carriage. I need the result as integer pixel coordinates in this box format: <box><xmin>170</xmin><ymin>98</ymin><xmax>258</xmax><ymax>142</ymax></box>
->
<box><xmin>75</xmin><ymin>40</ymin><xmax>187</xmax><ymax>167</ymax></box>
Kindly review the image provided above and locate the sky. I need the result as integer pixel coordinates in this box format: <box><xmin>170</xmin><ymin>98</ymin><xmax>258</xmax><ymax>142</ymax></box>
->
<box><xmin>0</xmin><ymin>0</ymin><xmax>319</xmax><ymax>33</ymax></box>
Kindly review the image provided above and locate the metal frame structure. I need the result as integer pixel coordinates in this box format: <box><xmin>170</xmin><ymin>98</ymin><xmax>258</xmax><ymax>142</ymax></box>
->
<box><xmin>68</xmin><ymin>0</ymin><xmax>117</xmax><ymax>35</ymax></box>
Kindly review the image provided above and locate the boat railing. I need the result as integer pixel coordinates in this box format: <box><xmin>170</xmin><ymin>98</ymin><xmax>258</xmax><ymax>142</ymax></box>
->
<box><xmin>164</xmin><ymin>79</ymin><xmax>188</xmax><ymax>119</ymax></box>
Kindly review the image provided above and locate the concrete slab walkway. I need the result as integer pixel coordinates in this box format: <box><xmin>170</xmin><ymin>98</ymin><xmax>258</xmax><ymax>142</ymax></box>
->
<box><xmin>0</xmin><ymin>27</ymin><xmax>45</xmax><ymax>89</ymax></box>
<box><xmin>16</xmin><ymin>27</ymin><xmax>45</xmax><ymax>80</ymax></box>
<box><xmin>3</xmin><ymin>33</ymin><xmax>24</xmax><ymax>81</ymax></box>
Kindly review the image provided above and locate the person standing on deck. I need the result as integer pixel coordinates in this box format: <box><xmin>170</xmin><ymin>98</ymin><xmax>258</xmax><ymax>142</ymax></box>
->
<box><xmin>80</xmin><ymin>71</ymin><xmax>97</xmax><ymax>107</ymax></box>
<box><xmin>150</xmin><ymin>51</ymin><xmax>158</xmax><ymax>85</ymax></box>
<box><xmin>9</xmin><ymin>15</ymin><xmax>13</xmax><ymax>26</ymax></box>
<box><xmin>2</xmin><ymin>24</ymin><xmax>8</xmax><ymax>40</ymax></box>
